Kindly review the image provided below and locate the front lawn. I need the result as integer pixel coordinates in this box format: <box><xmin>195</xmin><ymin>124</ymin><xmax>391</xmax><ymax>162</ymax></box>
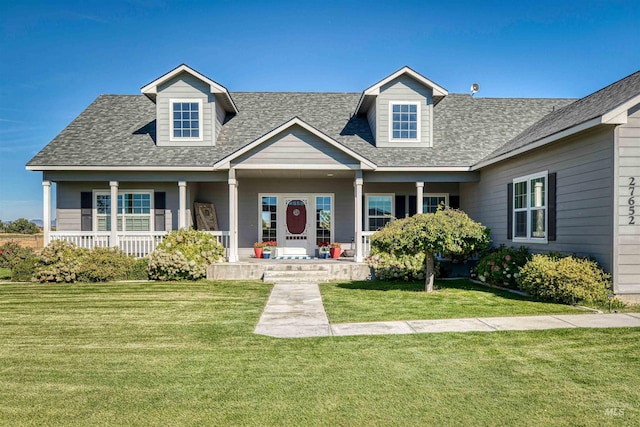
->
<box><xmin>0</xmin><ymin>281</ymin><xmax>638</xmax><ymax>426</ymax></box>
<box><xmin>321</xmin><ymin>279</ymin><xmax>587</xmax><ymax>323</ymax></box>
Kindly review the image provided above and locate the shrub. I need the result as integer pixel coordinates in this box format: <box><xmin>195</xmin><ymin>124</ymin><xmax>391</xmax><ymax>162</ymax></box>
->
<box><xmin>11</xmin><ymin>257</ymin><xmax>38</xmax><ymax>282</ymax></box>
<box><xmin>517</xmin><ymin>254</ymin><xmax>614</xmax><ymax>305</ymax></box>
<box><xmin>369</xmin><ymin>208</ymin><xmax>490</xmax><ymax>291</ymax></box>
<box><xmin>77</xmin><ymin>247</ymin><xmax>135</xmax><ymax>282</ymax></box>
<box><xmin>128</xmin><ymin>258</ymin><xmax>150</xmax><ymax>280</ymax></box>
<box><xmin>367</xmin><ymin>252</ymin><xmax>427</xmax><ymax>281</ymax></box>
<box><xmin>148</xmin><ymin>229</ymin><xmax>225</xmax><ymax>280</ymax></box>
<box><xmin>473</xmin><ymin>245</ymin><xmax>531</xmax><ymax>289</ymax></box>
<box><xmin>0</xmin><ymin>241</ymin><xmax>32</xmax><ymax>269</ymax></box>
<box><xmin>35</xmin><ymin>240</ymin><xmax>88</xmax><ymax>283</ymax></box>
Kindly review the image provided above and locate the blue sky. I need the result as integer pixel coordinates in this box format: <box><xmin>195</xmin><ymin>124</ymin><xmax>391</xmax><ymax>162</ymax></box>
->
<box><xmin>1</xmin><ymin>0</ymin><xmax>639</xmax><ymax>221</ymax></box>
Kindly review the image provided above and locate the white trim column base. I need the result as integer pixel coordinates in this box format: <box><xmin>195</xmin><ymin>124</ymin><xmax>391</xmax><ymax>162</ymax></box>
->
<box><xmin>416</xmin><ymin>181</ymin><xmax>424</xmax><ymax>215</ymax></box>
<box><xmin>228</xmin><ymin>170</ymin><xmax>239</xmax><ymax>262</ymax></box>
<box><xmin>178</xmin><ymin>181</ymin><xmax>187</xmax><ymax>229</ymax></box>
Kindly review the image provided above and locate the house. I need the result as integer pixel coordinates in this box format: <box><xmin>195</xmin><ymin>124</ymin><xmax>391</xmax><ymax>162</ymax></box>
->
<box><xmin>27</xmin><ymin>64</ymin><xmax>640</xmax><ymax>301</ymax></box>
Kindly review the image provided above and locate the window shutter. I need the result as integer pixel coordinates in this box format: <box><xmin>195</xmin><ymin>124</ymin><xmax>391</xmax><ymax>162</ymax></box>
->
<box><xmin>548</xmin><ymin>173</ymin><xmax>556</xmax><ymax>241</ymax></box>
<box><xmin>449</xmin><ymin>195</ymin><xmax>460</xmax><ymax>209</ymax></box>
<box><xmin>154</xmin><ymin>192</ymin><xmax>166</xmax><ymax>231</ymax></box>
<box><xmin>408</xmin><ymin>195</ymin><xmax>417</xmax><ymax>215</ymax></box>
<box><xmin>395</xmin><ymin>195</ymin><xmax>406</xmax><ymax>218</ymax></box>
<box><xmin>81</xmin><ymin>192</ymin><xmax>92</xmax><ymax>231</ymax></box>
<box><xmin>507</xmin><ymin>183</ymin><xmax>513</xmax><ymax>240</ymax></box>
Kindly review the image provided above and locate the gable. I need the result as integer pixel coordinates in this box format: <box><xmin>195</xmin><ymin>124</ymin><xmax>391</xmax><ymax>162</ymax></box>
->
<box><xmin>232</xmin><ymin>124</ymin><xmax>362</xmax><ymax>169</ymax></box>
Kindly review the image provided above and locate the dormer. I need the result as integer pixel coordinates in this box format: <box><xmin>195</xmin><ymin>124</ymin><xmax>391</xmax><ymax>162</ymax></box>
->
<box><xmin>355</xmin><ymin>66</ymin><xmax>447</xmax><ymax>148</ymax></box>
<box><xmin>141</xmin><ymin>64</ymin><xmax>238</xmax><ymax>147</ymax></box>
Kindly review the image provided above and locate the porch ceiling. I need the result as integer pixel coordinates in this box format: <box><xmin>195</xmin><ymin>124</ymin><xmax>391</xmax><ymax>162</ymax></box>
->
<box><xmin>236</xmin><ymin>169</ymin><xmax>355</xmax><ymax>179</ymax></box>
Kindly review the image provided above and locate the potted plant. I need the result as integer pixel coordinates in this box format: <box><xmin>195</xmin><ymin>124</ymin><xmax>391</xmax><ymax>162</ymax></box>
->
<box><xmin>318</xmin><ymin>241</ymin><xmax>330</xmax><ymax>259</ymax></box>
<box><xmin>262</xmin><ymin>241</ymin><xmax>277</xmax><ymax>259</ymax></box>
<box><xmin>330</xmin><ymin>242</ymin><xmax>342</xmax><ymax>259</ymax></box>
<box><xmin>254</xmin><ymin>241</ymin><xmax>266</xmax><ymax>258</ymax></box>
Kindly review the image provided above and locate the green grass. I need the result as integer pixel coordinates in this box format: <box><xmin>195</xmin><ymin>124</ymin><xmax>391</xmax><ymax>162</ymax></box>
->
<box><xmin>1</xmin><ymin>281</ymin><xmax>639</xmax><ymax>426</ymax></box>
<box><xmin>321</xmin><ymin>279</ymin><xmax>587</xmax><ymax>323</ymax></box>
<box><xmin>0</xmin><ymin>267</ymin><xmax>10</xmax><ymax>280</ymax></box>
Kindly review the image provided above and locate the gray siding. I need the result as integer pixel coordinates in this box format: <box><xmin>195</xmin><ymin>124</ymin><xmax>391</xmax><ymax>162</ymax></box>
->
<box><xmin>156</xmin><ymin>72</ymin><xmax>215</xmax><ymax>147</ymax></box>
<box><xmin>376</xmin><ymin>74</ymin><xmax>432</xmax><ymax>147</ymax></box>
<box><xmin>56</xmin><ymin>182</ymin><xmax>179</xmax><ymax>231</ymax></box>
<box><xmin>232</xmin><ymin>125</ymin><xmax>358</xmax><ymax>167</ymax></box>
<box><xmin>614</xmin><ymin>106</ymin><xmax>640</xmax><ymax>294</ymax></box>
<box><xmin>215</xmin><ymin>99</ymin><xmax>226</xmax><ymax>141</ymax></box>
<box><xmin>192</xmin><ymin>182</ymin><xmax>230</xmax><ymax>230</ymax></box>
<box><xmin>461</xmin><ymin>126</ymin><xmax>615</xmax><ymax>271</ymax></box>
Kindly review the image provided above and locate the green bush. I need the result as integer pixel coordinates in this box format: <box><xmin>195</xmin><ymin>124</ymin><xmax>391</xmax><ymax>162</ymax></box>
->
<box><xmin>128</xmin><ymin>258</ymin><xmax>150</xmax><ymax>280</ymax></box>
<box><xmin>77</xmin><ymin>247</ymin><xmax>136</xmax><ymax>282</ymax></box>
<box><xmin>517</xmin><ymin>254</ymin><xmax>615</xmax><ymax>305</ymax></box>
<box><xmin>35</xmin><ymin>240</ymin><xmax>88</xmax><ymax>283</ymax></box>
<box><xmin>148</xmin><ymin>229</ymin><xmax>225</xmax><ymax>280</ymax></box>
<box><xmin>11</xmin><ymin>258</ymin><xmax>38</xmax><ymax>282</ymax></box>
<box><xmin>0</xmin><ymin>241</ymin><xmax>32</xmax><ymax>269</ymax></box>
<box><xmin>473</xmin><ymin>245</ymin><xmax>531</xmax><ymax>289</ymax></box>
<box><xmin>367</xmin><ymin>252</ymin><xmax>427</xmax><ymax>281</ymax></box>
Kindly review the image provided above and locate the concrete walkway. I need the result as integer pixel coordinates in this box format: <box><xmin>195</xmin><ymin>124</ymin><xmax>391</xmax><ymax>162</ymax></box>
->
<box><xmin>254</xmin><ymin>283</ymin><xmax>640</xmax><ymax>338</ymax></box>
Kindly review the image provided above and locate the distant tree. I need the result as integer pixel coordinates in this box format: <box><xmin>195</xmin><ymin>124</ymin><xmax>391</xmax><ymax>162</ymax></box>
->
<box><xmin>6</xmin><ymin>218</ymin><xmax>40</xmax><ymax>235</ymax></box>
<box><xmin>0</xmin><ymin>220</ymin><xmax>5</xmax><ymax>233</ymax></box>
<box><xmin>370</xmin><ymin>208</ymin><xmax>490</xmax><ymax>292</ymax></box>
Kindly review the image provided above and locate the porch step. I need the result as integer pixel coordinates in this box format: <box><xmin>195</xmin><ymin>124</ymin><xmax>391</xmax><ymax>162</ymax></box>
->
<box><xmin>263</xmin><ymin>265</ymin><xmax>330</xmax><ymax>283</ymax></box>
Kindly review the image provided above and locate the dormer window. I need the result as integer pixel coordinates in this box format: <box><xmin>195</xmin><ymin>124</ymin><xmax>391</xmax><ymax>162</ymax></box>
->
<box><xmin>390</xmin><ymin>102</ymin><xmax>420</xmax><ymax>141</ymax></box>
<box><xmin>170</xmin><ymin>99</ymin><xmax>203</xmax><ymax>141</ymax></box>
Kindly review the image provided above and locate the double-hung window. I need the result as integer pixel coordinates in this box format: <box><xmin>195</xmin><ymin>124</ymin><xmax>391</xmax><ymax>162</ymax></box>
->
<box><xmin>366</xmin><ymin>194</ymin><xmax>394</xmax><ymax>231</ymax></box>
<box><xmin>423</xmin><ymin>194</ymin><xmax>449</xmax><ymax>213</ymax></box>
<box><xmin>390</xmin><ymin>102</ymin><xmax>420</xmax><ymax>141</ymax></box>
<box><xmin>95</xmin><ymin>191</ymin><xmax>153</xmax><ymax>232</ymax></box>
<box><xmin>170</xmin><ymin>99</ymin><xmax>202</xmax><ymax>141</ymax></box>
<box><xmin>513</xmin><ymin>172</ymin><xmax>547</xmax><ymax>242</ymax></box>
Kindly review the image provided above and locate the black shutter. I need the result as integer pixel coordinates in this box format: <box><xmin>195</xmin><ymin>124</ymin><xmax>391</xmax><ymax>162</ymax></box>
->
<box><xmin>81</xmin><ymin>192</ymin><xmax>92</xmax><ymax>231</ymax></box>
<box><xmin>547</xmin><ymin>173</ymin><xmax>556</xmax><ymax>241</ymax></box>
<box><xmin>154</xmin><ymin>192</ymin><xmax>166</xmax><ymax>231</ymax></box>
<box><xmin>395</xmin><ymin>195</ymin><xmax>406</xmax><ymax>218</ymax></box>
<box><xmin>449</xmin><ymin>195</ymin><xmax>460</xmax><ymax>209</ymax></box>
<box><xmin>507</xmin><ymin>183</ymin><xmax>513</xmax><ymax>240</ymax></box>
<box><xmin>408</xmin><ymin>195</ymin><xmax>417</xmax><ymax>215</ymax></box>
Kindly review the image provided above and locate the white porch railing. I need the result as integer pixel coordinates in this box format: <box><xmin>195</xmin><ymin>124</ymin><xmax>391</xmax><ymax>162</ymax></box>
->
<box><xmin>362</xmin><ymin>231</ymin><xmax>376</xmax><ymax>258</ymax></box>
<box><xmin>49</xmin><ymin>230</ymin><xmax>230</xmax><ymax>258</ymax></box>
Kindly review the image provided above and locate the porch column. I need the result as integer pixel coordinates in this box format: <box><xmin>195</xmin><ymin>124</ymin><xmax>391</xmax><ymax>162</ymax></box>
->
<box><xmin>416</xmin><ymin>181</ymin><xmax>424</xmax><ymax>214</ymax></box>
<box><xmin>109</xmin><ymin>181</ymin><xmax>118</xmax><ymax>247</ymax></box>
<box><xmin>178</xmin><ymin>180</ymin><xmax>187</xmax><ymax>229</ymax></box>
<box><xmin>228</xmin><ymin>169</ymin><xmax>239</xmax><ymax>262</ymax></box>
<box><xmin>42</xmin><ymin>180</ymin><xmax>51</xmax><ymax>246</ymax></box>
<box><xmin>354</xmin><ymin>171</ymin><xmax>364</xmax><ymax>262</ymax></box>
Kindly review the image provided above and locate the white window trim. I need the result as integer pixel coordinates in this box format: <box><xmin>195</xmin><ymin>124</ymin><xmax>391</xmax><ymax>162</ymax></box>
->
<box><xmin>169</xmin><ymin>98</ymin><xmax>204</xmax><ymax>142</ymax></box>
<box><xmin>389</xmin><ymin>101</ymin><xmax>421</xmax><ymax>142</ymax></box>
<box><xmin>512</xmin><ymin>171</ymin><xmax>548</xmax><ymax>244</ymax></box>
<box><xmin>314</xmin><ymin>194</ymin><xmax>334</xmax><ymax>245</ymax></box>
<box><xmin>423</xmin><ymin>193</ymin><xmax>449</xmax><ymax>213</ymax></box>
<box><xmin>258</xmin><ymin>194</ymin><xmax>278</xmax><ymax>243</ymax></box>
<box><xmin>366</xmin><ymin>193</ymin><xmax>395</xmax><ymax>231</ymax></box>
<box><xmin>93</xmin><ymin>189</ymin><xmax>155</xmax><ymax>232</ymax></box>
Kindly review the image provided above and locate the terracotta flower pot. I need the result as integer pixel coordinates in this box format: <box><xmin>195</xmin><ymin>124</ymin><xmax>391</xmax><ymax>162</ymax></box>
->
<box><xmin>254</xmin><ymin>247</ymin><xmax>263</xmax><ymax>258</ymax></box>
<box><xmin>330</xmin><ymin>248</ymin><xmax>341</xmax><ymax>258</ymax></box>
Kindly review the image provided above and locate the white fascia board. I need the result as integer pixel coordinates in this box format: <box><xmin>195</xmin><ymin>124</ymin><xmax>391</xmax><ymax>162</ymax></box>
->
<box><xmin>212</xmin><ymin>117</ymin><xmax>377</xmax><ymax>170</ymax></box>
<box><xmin>363</xmin><ymin>66</ymin><xmax>448</xmax><ymax>97</ymax></box>
<box><xmin>376</xmin><ymin>166</ymin><xmax>472</xmax><ymax>172</ymax></box>
<box><xmin>26</xmin><ymin>165</ymin><xmax>215</xmax><ymax>172</ymax></box>
<box><xmin>232</xmin><ymin>163</ymin><xmax>361</xmax><ymax>170</ymax></box>
<box><xmin>141</xmin><ymin>64</ymin><xmax>239</xmax><ymax>113</ymax></box>
<box><xmin>602</xmin><ymin>93</ymin><xmax>640</xmax><ymax>124</ymax></box>
<box><xmin>471</xmin><ymin>116</ymin><xmax>603</xmax><ymax>171</ymax></box>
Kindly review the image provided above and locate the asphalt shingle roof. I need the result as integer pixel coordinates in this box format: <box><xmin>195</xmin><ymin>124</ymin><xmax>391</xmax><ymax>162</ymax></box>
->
<box><xmin>483</xmin><ymin>70</ymin><xmax>640</xmax><ymax>162</ymax></box>
<box><xmin>27</xmin><ymin>91</ymin><xmax>575</xmax><ymax>169</ymax></box>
